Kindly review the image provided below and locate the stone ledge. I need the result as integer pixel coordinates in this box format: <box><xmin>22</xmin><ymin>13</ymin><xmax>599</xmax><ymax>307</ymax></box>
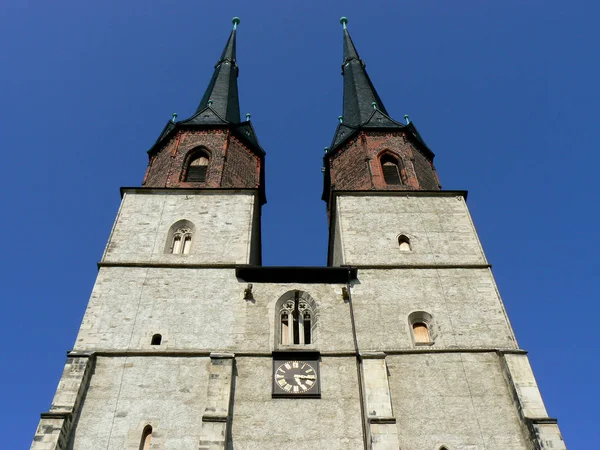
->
<box><xmin>40</xmin><ymin>411</ymin><xmax>71</xmax><ymax>419</ymax></box>
<box><xmin>67</xmin><ymin>348</ymin><xmax>528</xmax><ymax>358</ymax></box>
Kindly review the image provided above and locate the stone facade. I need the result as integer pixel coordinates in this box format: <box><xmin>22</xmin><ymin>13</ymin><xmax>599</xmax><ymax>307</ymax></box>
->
<box><xmin>31</xmin><ymin>187</ymin><xmax>566</xmax><ymax>449</ymax></box>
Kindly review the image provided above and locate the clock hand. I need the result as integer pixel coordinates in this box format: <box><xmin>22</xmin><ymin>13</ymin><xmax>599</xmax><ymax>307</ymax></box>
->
<box><xmin>294</xmin><ymin>375</ymin><xmax>316</xmax><ymax>380</ymax></box>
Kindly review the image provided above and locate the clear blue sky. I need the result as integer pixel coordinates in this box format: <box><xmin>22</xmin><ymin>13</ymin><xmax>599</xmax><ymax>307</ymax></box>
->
<box><xmin>2</xmin><ymin>1</ymin><xmax>597</xmax><ymax>448</ymax></box>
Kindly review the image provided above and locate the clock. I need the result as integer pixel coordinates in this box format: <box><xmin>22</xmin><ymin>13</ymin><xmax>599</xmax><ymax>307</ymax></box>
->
<box><xmin>272</xmin><ymin>353</ymin><xmax>321</xmax><ymax>398</ymax></box>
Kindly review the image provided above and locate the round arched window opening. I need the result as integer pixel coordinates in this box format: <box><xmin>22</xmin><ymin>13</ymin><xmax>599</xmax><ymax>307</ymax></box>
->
<box><xmin>139</xmin><ymin>425</ymin><xmax>152</xmax><ymax>450</ymax></box>
<box><xmin>398</xmin><ymin>234</ymin><xmax>411</xmax><ymax>252</ymax></box>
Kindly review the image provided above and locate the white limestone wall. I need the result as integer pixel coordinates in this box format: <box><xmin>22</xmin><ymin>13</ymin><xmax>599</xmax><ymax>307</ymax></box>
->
<box><xmin>74</xmin><ymin>268</ymin><xmax>357</xmax><ymax>353</ymax></box>
<box><xmin>230</xmin><ymin>356</ymin><xmax>364</xmax><ymax>449</ymax></box>
<box><xmin>351</xmin><ymin>268</ymin><xmax>517</xmax><ymax>350</ymax></box>
<box><xmin>331</xmin><ymin>193</ymin><xmax>487</xmax><ymax>266</ymax></box>
<box><xmin>103</xmin><ymin>189</ymin><xmax>259</xmax><ymax>265</ymax></box>
<box><xmin>71</xmin><ymin>356</ymin><xmax>209</xmax><ymax>450</ymax></box>
<box><xmin>387</xmin><ymin>352</ymin><xmax>530</xmax><ymax>450</ymax></box>
<box><xmin>74</xmin><ymin>266</ymin><xmax>514</xmax><ymax>353</ymax></box>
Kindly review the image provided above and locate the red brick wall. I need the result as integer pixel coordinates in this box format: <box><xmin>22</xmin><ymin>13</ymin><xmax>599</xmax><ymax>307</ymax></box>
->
<box><xmin>143</xmin><ymin>128</ymin><xmax>260</xmax><ymax>189</ymax></box>
<box><xmin>221</xmin><ymin>135</ymin><xmax>260</xmax><ymax>188</ymax></box>
<box><xmin>328</xmin><ymin>130</ymin><xmax>440</xmax><ymax>195</ymax></box>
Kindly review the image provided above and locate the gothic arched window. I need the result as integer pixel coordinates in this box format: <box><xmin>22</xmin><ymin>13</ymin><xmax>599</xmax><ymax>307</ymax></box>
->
<box><xmin>278</xmin><ymin>292</ymin><xmax>316</xmax><ymax>346</ymax></box>
<box><xmin>139</xmin><ymin>425</ymin><xmax>152</xmax><ymax>450</ymax></box>
<box><xmin>165</xmin><ymin>220</ymin><xmax>195</xmax><ymax>255</ymax></box>
<box><xmin>185</xmin><ymin>151</ymin><xmax>209</xmax><ymax>182</ymax></box>
<box><xmin>381</xmin><ymin>154</ymin><xmax>402</xmax><ymax>185</ymax></box>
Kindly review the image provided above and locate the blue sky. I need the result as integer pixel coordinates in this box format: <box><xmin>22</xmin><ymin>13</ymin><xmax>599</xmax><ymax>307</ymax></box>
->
<box><xmin>2</xmin><ymin>1</ymin><xmax>598</xmax><ymax>448</ymax></box>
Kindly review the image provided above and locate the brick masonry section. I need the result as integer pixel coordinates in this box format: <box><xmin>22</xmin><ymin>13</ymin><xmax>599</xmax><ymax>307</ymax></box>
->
<box><xmin>143</xmin><ymin>127</ymin><xmax>260</xmax><ymax>190</ymax></box>
<box><xmin>327</xmin><ymin>130</ymin><xmax>441</xmax><ymax>198</ymax></box>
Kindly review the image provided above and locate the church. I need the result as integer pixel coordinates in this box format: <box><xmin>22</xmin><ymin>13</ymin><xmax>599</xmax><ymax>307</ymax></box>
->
<box><xmin>31</xmin><ymin>17</ymin><xmax>566</xmax><ymax>450</ymax></box>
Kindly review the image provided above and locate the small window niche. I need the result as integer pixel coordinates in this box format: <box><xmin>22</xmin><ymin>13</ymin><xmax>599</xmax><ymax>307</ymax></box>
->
<box><xmin>398</xmin><ymin>234</ymin><xmax>411</xmax><ymax>252</ymax></box>
<box><xmin>139</xmin><ymin>425</ymin><xmax>152</xmax><ymax>450</ymax></box>
<box><xmin>151</xmin><ymin>334</ymin><xmax>162</xmax><ymax>345</ymax></box>
<box><xmin>408</xmin><ymin>311</ymin><xmax>436</xmax><ymax>346</ymax></box>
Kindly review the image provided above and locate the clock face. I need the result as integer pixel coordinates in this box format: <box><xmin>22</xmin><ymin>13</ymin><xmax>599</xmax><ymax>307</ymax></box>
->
<box><xmin>274</xmin><ymin>360</ymin><xmax>318</xmax><ymax>395</ymax></box>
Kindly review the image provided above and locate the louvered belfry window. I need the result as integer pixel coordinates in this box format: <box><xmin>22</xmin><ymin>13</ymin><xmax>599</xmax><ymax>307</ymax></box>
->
<box><xmin>381</xmin><ymin>155</ymin><xmax>402</xmax><ymax>185</ymax></box>
<box><xmin>185</xmin><ymin>154</ymin><xmax>209</xmax><ymax>182</ymax></box>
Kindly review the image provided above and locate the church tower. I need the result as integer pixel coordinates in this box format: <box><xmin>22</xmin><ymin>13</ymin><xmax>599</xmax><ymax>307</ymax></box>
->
<box><xmin>31</xmin><ymin>18</ymin><xmax>565</xmax><ymax>450</ymax></box>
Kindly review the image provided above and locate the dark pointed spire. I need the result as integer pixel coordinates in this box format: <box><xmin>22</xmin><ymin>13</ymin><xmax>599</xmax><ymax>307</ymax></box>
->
<box><xmin>196</xmin><ymin>17</ymin><xmax>241</xmax><ymax>123</ymax></box>
<box><xmin>340</xmin><ymin>17</ymin><xmax>389</xmax><ymax>126</ymax></box>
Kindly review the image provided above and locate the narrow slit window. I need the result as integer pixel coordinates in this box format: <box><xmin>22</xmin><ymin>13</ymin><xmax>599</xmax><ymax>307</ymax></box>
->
<box><xmin>172</xmin><ymin>235</ymin><xmax>182</xmax><ymax>254</ymax></box>
<box><xmin>398</xmin><ymin>235</ymin><xmax>411</xmax><ymax>251</ymax></box>
<box><xmin>139</xmin><ymin>425</ymin><xmax>152</xmax><ymax>450</ymax></box>
<box><xmin>182</xmin><ymin>235</ymin><xmax>192</xmax><ymax>255</ymax></box>
<box><xmin>413</xmin><ymin>322</ymin><xmax>431</xmax><ymax>344</ymax></box>
<box><xmin>381</xmin><ymin>155</ymin><xmax>402</xmax><ymax>185</ymax></box>
<box><xmin>185</xmin><ymin>154</ymin><xmax>209</xmax><ymax>182</ymax></box>
<box><xmin>151</xmin><ymin>334</ymin><xmax>162</xmax><ymax>345</ymax></box>
<box><xmin>303</xmin><ymin>312</ymin><xmax>312</xmax><ymax>344</ymax></box>
<box><xmin>280</xmin><ymin>312</ymin><xmax>290</xmax><ymax>345</ymax></box>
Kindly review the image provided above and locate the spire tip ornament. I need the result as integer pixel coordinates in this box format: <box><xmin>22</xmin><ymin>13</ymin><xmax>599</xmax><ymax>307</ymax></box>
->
<box><xmin>340</xmin><ymin>17</ymin><xmax>348</xmax><ymax>29</ymax></box>
<box><xmin>232</xmin><ymin>17</ymin><xmax>240</xmax><ymax>29</ymax></box>
<box><xmin>171</xmin><ymin>112</ymin><xmax>178</xmax><ymax>123</ymax></box>
<box><xmin>404</xmin><ymin>114</ymin><xmax>410</xmax><ymax>124</ymax></box>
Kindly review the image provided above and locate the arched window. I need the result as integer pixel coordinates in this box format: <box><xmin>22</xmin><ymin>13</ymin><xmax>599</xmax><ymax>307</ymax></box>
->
<box><xmin>412</xmin><ymin>322</ymin><xmax>431</xmax><ymax>343</ymax></box>
<box><xmin>408</xmin><ymin>311</ymin><xmax>435</xmax><ymax>346</ymax></box>
<box><xmin>278</xmin><ymin>291</ymin><xmax>316</xmax><ymax>346</ymax></box>
<box><xmin>139</xmin><ymin>425</ymin><xmax>152</xmax><ymax>450</ymax></box>
<box><xmin>381</xmin><ymin>154</ymin><xmax>402</xmax><ymax>185</ymax></box>
<box><xmin>185</xmin><ymin>151</ymin><xmax>209</xmax><ymax>182</ymax></box>
<box><xmin>151</xmin><ymin>334</ymin><xmax>162</xmax><ymax>345</ymax></box>
<box><xmin>398</xmin><ymin>235</ymin><xmax>411</xmax><ymax>251</ymax></box>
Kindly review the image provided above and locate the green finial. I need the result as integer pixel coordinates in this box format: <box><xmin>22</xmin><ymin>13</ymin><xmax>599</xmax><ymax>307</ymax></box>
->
<box><xmin>171</xmin><ymin>113</ymin><xmax>178</xmax><ymax>123</ymax></box>
<box><xmin>245</xmin><ymin>112</ymin><xmax>251</xmax><ymax>120</ymax></box>
<box><xmin>338</xmin><ymin>116</ymin><xmax>343</xmax><ymax>123</ymax></box>
<box><xmin>372</xmin><ymin>102</ymin><xmax>377</xmax><ymax>110</ymax></box>
<box><xmin>232</xmin><ymin>17</ymin><xmax>240</xmax><ymax>30</ymax></box>
<box><xmin>340</xmin><ymin>17</ymin><xmax>348</xmax><ymax>29</ymax></box>
<box><xmin>324</xmin><ymin>147</ymin><xmax>330</xmax><ymax>153</ymax></box>
<box><xmin>208</xmin><ymin>100</ymin><xmax>213</xmax><ymax>106</ymax></box>
<box><xmin>404</xmin><ymin>114</ymin><xmax>410</xmax><ymax>124</ymax></box>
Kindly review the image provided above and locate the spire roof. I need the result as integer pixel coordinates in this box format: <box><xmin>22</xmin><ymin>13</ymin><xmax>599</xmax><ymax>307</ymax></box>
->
<box><xmin>195</xmin><ymin>17</ymin><xmax>241</xmax><ymax>123</ymax></box>
<box><xmin>340</xmin><ymin>17</ymin><xmax>389</xmax><ymax>126</ymax></box>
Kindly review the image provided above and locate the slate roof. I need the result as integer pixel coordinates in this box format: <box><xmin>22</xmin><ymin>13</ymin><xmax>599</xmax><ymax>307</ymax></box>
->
<box><xmin>326</xmin><ymin>21</ymin><xmax>433</xmax><ymax>157</ymax></box>
<box><xmin>147</xmin><ymin>20</ymin><xmax>263</xmax><ymax>158</ymax></box>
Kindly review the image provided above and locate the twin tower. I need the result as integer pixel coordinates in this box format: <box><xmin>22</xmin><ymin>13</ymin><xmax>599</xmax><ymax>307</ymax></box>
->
<box><xmin>32</xmin><ymin>18</ymin><xmax>566</xmax><ymax>450</ymax></box>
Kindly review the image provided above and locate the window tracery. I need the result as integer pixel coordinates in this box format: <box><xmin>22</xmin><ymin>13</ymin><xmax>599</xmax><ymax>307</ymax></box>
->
<box><xmin>279</xmin><ymin>293</ymin><xmax>314</xmax><ymax>345</ymax></box>
<box><xmin>171</xmin><ymin>227</ymin><xmax>192</xmax><ymax>255</ymax></box>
